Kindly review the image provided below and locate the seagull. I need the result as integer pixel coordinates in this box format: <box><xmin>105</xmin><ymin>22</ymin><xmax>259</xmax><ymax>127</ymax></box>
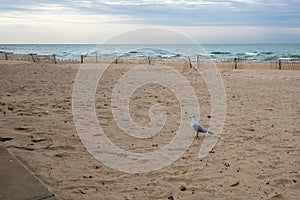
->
<box><xmin>191</xmin><ymin>115</ymin><xmax>214</xmax><ymax>137</ymax></box>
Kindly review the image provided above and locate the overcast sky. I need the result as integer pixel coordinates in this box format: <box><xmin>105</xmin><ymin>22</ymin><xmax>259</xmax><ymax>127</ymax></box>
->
<box><xmin>0</xmin><ymin>0</ymin><xmax>299</xmax><ymax>43</ymax></box>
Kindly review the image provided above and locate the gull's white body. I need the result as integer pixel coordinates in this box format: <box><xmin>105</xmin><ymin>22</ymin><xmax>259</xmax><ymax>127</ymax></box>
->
<box><xmin>191</xmin><ymin>115</ymin><xmax>213</xmax><ymax>137</ymax></box>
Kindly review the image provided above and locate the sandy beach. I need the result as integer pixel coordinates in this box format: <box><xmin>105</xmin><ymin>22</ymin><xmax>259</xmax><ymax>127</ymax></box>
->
<box><xmin>0</xmin><ymin>60</ymin><xmax>299</xmax><ymax>199</ymax></box>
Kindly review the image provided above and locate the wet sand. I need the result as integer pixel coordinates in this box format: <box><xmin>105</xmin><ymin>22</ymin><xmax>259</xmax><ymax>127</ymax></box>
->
<box><xmin>0</xmin><ymin>60</ymin><xmax>299</xmax><ymax>199</ymax></box>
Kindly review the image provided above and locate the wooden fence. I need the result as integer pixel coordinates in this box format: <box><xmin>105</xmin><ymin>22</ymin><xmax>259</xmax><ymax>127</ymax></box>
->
<box><xmin>196</xmin><ymin>56</ymin><xmax>300</xmax><ymax>70</ymax></box>
<box><xmin>1</xmin><ymin>52</ymin><xmax>300</xmax><ymax>70</ymax></box>
<box><xmin>0</xmin><ymin>52</ymin><xmax>58</xmax><ymax>63</ymax></box>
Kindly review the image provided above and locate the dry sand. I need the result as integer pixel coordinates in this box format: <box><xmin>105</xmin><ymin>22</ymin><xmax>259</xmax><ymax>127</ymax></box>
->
<box><xmin>0</xmin><ymin>60</ymin><xmax>299</xmax><ymax>200</ymax></box>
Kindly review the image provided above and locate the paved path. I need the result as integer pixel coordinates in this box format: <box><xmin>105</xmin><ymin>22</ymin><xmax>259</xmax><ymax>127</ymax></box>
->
<box><xmin>0</xmin><ymin>146</ymin><xmax>58</xmax><ymax>200</ymax></box>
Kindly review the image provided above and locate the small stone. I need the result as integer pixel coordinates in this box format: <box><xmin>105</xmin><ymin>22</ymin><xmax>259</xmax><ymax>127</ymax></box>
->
<box><xmin>14</xmin><ymin>126</ymin><xmax>32</xmax><ymax>131</ymax></box>
<box><xmin>32</xmin><ymin>138</ymin><xmax>46</xmax><ymax>143</ymax></box>
<box><xmin>230</xmin><ymin>181</ymin><xmax>239</xmax><ymax>187</ymax></box>
<box><xmin>0</xmin><ymin>137</ymin><xmax>13</xmax><ymax>142</ymax></box>
<box><xmin>180</xmin><ymin>185</ymin><xmax>187</xmax><ymax>191</ymax></box>
<box><xmin>79</xmin><ymin>190</ymin><xmax>86</xmax><ymax>194</ymax></box>
<box><xmin>181</xmin><ymin>168</ymin><xmax>188</xmax><ymax>174</ymax></box>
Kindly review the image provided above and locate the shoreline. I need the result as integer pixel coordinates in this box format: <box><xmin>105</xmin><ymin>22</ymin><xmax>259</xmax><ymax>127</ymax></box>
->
<box><xmin>1</xmin><ymin>52</ymin><xmax>300</xmax><ymax>70</ymax></box>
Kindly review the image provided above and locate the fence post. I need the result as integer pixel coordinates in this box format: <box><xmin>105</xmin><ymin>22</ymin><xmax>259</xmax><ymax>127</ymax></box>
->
<box><xmin>197</xmin><ymin>55</ymin><xmax>200</xmax><ymax>68</ymax></box>
<box><xmin>96</xmin><ymin>53</ymin><xmax>98</xmax><ymax>63</ymax></box>
<box><xmin>30</xmin><ymin>53</ymin><xmax>36</xmax><ymax>62</ymax></box>
<box><xmin>5</xmin><ymin>53</ymin><xmax>8</xmax><ymax>60</ymax></box>
<box><xmin>278</xmin><ymin>59</ymin><xmax>281</xmax><ymax>70</ymax></box>
<box><xmin>187</xmin><ymin>56</ymin><xmax>192</xmax><ymax>68</ymax></box>
<box><xmin>234</xmin><ymin>57</ymin><xmax>237</xmax><ymax>69</ymax></box>
<box><xmin>81</xmin><ymin>55</ymin><xmax>84</xmax><ymax>64</ymax></box>
<box><xmin>53</xmin><ymin>54</ymin><xmax>57</xmax><ymax>64</ymax></box>
<box><xmin>148</xmin><ymin>56</ymin><xmax>151</xmax><ymax>65</ymax></box>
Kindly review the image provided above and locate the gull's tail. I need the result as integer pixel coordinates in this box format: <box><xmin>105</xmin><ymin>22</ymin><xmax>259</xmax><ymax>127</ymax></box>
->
<box><xmin>207</xmin><ymin>130</ymin><xmax>215</xmax><ymax>134</ymax></box>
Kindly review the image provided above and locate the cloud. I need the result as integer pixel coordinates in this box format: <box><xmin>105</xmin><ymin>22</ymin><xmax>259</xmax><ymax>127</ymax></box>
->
<box><xmin>1</xmin><ymin>0</ymin><xmax>299</xmax><ymax>26</ymax></box>
<box><xmin>0</xmin><ymin>0</ymin><xmax>299</xmax><ymax>43</ymax></box>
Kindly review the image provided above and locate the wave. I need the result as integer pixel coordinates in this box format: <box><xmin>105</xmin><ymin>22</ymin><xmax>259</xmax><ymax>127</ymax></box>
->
<box><xmin>245</xmin><ymin>52</ymin><xmax>258</xmax><ymax>56</ymax></box>
<box><xmin>286</xmin><ymin>54</ymin><xmax>300</xmax><ymax>59</ymax></box>
<box><xmin>120</xmin><ymin>48</ymin><xmax>184</xmax><ymax>59</ymax></box>
<box><xmin>0</xmin><ymin>50</ymin><xmax>11</xmax><ymax>54</ymax></box>
<box><xmin>210</xmin><ymin>51</ymin><xmax>231</xmax><ymax>55</ymax></box>
<box><xmin>160</xmin><ymin>54</ymin><xmax>182</xmax><ymax>58</ymax></box>
<box><xmin>1</xmin><ymin>44</ymin><xmax>299</xmax><ymax>61</ymax></box>
<box><xmin>128</xmin><ymin>50</ymin><xmax>138</xmax><ymax>54</ymax></box>
<box><xmin>263</xmin><ymin>56</ymin><xmax>279</xmax><ymax>61</ymax></box>
<box><xmin>260</xmin><ymin>51</ymin><xmax>274</xmax><ymax>55</ymax></box>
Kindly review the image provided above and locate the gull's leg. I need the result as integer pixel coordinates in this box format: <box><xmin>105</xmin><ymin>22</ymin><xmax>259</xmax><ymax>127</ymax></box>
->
<box><xmin>196</xmin><ymin>132</ymin><xmax>199</xmax><ymax>138</ymax></box>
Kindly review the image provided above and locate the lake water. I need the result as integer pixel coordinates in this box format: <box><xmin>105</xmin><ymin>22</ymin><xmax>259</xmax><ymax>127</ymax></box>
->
<box><xmin>1</xmin><ymin>44</ymin><xmax>300</xmax><ymax>61</ymax></box>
